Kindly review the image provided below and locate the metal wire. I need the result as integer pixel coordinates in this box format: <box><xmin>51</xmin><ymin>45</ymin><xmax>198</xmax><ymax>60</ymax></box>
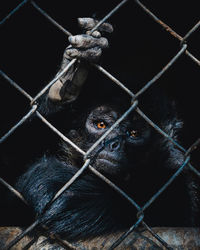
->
<box><xmin>0</xmin><ymin>0</ymin><xmax>200</xmax><ymax>249</ymax></box>
<box><xmin>135</xmin><ymin>0</ymin><xmax>200</xmax><ymax>66</ymax></box>
<box><xmin>141</xmin><ymin>156</ymin><xmax>191</xmax><ymax>212</ymax></box>
<box><xmin>0</xmin><ymin>105</ymin><xmax>37</xmax><ymax>144</ymax></box>
<box><xmin>0</xmin><ymin>178</ymin><xmax>28</xmax><ymax>205</ymax></box>
<box><xmin>0</xmin><ymin>70</ymin><xmax>32</xmax><ymax>101</ymax></box>
<box><xmin>30</xmin><ymin>1</ymin><xmax>73</xmax><ymax>36</ymax></box>
<box><xmin>0</xmin><ymin>0</ymin><xmax>29</xmax><ymax>25</ymax></box>
<box><xmin>109</xmin><ymin>215</ymin><xmax>144</xmax><ymax>250</ymax></box>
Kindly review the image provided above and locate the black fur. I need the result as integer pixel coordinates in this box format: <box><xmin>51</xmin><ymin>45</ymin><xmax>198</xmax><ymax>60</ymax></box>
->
<box><xmin>15</xmin><ymin>95</ymin><xmax>200</xmax><ymax>240</ymax></box>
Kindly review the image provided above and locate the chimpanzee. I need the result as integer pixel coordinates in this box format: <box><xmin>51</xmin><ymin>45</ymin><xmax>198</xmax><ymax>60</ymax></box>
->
<box><xmin>14</xmin><ymin>18</ymin><xmax>199</xmax><ymax>240</ymax></box>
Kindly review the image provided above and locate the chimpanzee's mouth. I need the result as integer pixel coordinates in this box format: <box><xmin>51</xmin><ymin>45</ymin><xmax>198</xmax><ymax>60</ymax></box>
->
<box><xmin>94</xmin><ymin>157</ymin><xmax>129</xmax><ymax>177</ymax></box>
<box><xmin>97</xmin><ymin>158</ymin><xmax>120</xmax><ymax>167</ymax></box>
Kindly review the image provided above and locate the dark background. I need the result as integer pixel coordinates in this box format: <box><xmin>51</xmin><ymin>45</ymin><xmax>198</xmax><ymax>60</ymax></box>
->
<box><xmin>0</xmin><ymin>0</ymin><xmax>199</xmax><ymax>182</ymax></box>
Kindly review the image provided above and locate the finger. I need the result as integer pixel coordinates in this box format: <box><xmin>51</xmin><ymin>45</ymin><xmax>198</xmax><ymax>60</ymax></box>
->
<box><xmin>78</xmin><ymin>17</ymin><xmax>113</xmax><ymax>33</ymax></box>
<box><xmin>66</xmin><ymin>47</ymin><xmax>102</xmax><ymax>62</ymax></box>
<box><xmin>68</xmin><ymin>35</ymin><xmax>108</xmax><ymax>49</ymax></box>
<box><xmin>86</xmin><ymin>30</ymin><xmax>101</xmax><ymax>38</ymax></box>
<box><xmin>48</xmin><ymin>80</ymin><xmax>63</xmax><ymax>102</ymax></box>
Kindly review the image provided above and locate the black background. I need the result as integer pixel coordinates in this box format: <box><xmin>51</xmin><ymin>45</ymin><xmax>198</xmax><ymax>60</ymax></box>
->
<box><xmin>0</xmin><ymin>0</ymin><xmax>199</xmax><ymax>180</ymax></box>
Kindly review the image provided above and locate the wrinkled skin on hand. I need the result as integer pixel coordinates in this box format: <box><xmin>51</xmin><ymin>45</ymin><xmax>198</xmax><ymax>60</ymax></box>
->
<box><xmin>48</xmin><ymin>17</ymin><xmax>113</xmax><ymax>103</ymax></box>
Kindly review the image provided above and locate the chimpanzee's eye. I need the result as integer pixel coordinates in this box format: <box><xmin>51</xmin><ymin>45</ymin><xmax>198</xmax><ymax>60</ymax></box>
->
<box><xmin>95</xmin><ymin>121</ymin><xmax>107</xmax><ymax>129</ymax></box>
<box><xmin>130</xmin><ymin>130</ymin><xmax>139</xmax><ymax>138</ymax></box>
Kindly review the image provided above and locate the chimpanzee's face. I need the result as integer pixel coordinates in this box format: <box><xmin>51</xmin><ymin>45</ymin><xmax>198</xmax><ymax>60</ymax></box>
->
<box><xmin>66</xmin><ymin>104</ymin><xmax>152</xmax><ymax>176</ymax></box>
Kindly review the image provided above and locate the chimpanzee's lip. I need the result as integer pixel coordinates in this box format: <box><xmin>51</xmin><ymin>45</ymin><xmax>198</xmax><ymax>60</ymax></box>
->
<box><xmin>97</xmin><ymin>158</ymin><xmax>120</xmax><ymax>167</ymax></box>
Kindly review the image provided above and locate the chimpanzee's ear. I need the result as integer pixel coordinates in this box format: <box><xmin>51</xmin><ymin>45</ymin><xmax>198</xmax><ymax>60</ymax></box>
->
<box><xmin>162</xmin><ymin>117</ymin><xmax>183</xmax><ymax>139</ymax></box>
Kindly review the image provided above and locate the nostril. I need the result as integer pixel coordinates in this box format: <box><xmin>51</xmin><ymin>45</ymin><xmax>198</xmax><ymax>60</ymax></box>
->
<box><xmin>110</xmin><ymin>140</ymin><xmax>120</xmax><ymax>151</ymax></box>
<box><xmin>112</xmin><ymin>141</ymin><xmax>119</xmax><ymax>149</ymax></box>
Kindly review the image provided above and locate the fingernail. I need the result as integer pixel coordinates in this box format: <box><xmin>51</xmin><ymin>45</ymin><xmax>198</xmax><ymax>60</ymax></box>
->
<box><xmin>66</xmin><ymin>49</ymin><xmax>78</xmax><ymax>57</ymax></box>
<box><xmin>92</xmin><ymin>31</ymin><xmax>101</xmax><ymax>38</ymax></box>
<box><xmin>68</xmin><ymin>36</ymin><xmax>73</xmax><ymax>43</ymax></box>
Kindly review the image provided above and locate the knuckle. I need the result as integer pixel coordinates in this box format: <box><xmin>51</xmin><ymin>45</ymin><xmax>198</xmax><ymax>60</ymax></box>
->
<box><xmin>77</xmin><ymin>17</ymin><xmax>113</xmax><ymax>33</ymax></box>
<box><xmin>91</xmin><ymin>31</ymin><xmax>101</xmax><ymax>38</ymax></box>
<box><xmin>78</xmin><ymin>17</ymin><xmax>96</xmax><ymax>30</ymax></box>
<box><xmin>66</xmin><ymin>48</ymin><xmax>79</xmax><ymax>58</ymax></box>
<box><xmin>98</xmin><ymin>37</ymin><xmax>108</xmax><ymax>48</ymax></box>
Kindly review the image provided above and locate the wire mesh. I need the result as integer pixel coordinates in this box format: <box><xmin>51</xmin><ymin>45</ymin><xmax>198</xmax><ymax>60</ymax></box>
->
<box><xmin>0</xmin><ymin>0</ymin><xmax>200</xmax><ymax>249</ymax></box>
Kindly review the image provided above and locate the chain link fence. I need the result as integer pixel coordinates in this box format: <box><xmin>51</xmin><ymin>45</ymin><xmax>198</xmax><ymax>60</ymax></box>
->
<box><xmin>0</xmin><ymin>0</ymin><xmax>200</xmax><ymax>249</ymax></box>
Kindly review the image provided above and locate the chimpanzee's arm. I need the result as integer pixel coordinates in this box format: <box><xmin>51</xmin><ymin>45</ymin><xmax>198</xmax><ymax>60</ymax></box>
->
<box><xmin>15</xmin><ymin>156</ymin><xmax>128</xmax><ymax>240</ymax></box>
<box><xmin>38</xmin><ymin>18</ymin><xmax>113</xmax><ymax>115</ymax></box>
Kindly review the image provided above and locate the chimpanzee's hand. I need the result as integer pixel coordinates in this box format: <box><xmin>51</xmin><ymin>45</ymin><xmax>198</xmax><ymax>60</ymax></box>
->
<box><xmin>65</xmin><ymin>17</ymin><xmax>113</xmax><ymax>62</ymax></box>
<box><xmin>48</xmin><ymin>18</ymin><xmax>113</xmax><ymax>103</ymax></box>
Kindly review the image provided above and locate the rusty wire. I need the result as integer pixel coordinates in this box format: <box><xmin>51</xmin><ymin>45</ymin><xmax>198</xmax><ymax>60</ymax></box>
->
<box><xmin>135</xmin><ymin>0</ymin><xmax>200</xmax><ymax>66</ymax></box>
<box><xmin>0</xmin><ymin>0</ymin><xmax>200</xmax><ymax>249</ymax></box>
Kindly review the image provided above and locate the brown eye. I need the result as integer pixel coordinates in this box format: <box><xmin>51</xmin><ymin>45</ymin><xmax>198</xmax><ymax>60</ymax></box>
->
<box><xmin>96</xmin><ymin>121</ymin><xmax>107</xmax><ymax>129</ymax></box>
<box><xmin>130</xmin><ymin>130</ymin><xmax>138</xmax><ymax>137</ymax></box>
